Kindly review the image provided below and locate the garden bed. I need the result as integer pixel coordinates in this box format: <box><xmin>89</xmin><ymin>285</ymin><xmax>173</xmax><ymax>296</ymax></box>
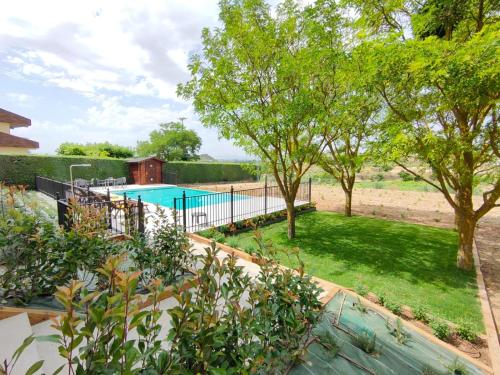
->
<box><xmin>190</xmin><ymin>233</ymin><xmax>492</xmax><ymax>373</ymax></box>
<box><xmin>197</xmin><ymin>203</ymin><xmax>316</xmax><ymax>238</ymax></box>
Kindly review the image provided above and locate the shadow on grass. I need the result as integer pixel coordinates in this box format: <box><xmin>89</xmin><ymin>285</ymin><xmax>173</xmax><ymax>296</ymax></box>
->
<box><xmin>258</xmin><ymin>212</ymin><xmax>475</xmax><ymax>290</ymax></box>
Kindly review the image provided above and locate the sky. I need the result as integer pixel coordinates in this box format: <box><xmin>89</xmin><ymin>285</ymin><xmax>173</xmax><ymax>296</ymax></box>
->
<box><xmin>0</xmin><ymin>0</ymin><xmax>251</xmax><ymax>160</ymax></box>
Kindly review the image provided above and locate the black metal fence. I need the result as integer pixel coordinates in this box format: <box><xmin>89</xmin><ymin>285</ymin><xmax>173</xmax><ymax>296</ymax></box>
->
<box><xmin>35</xmin><ymin>175</ymin><xmax>73</xmax><ymax>199</ymax></box>
<box><xmin>174</xmin><ymin>178</ymin><xmax>312</xmax><ymax>232</ymax></box>
<box><xmin>36</xmin><ymin>175</ymin><xmax>144</xmax><ymax>235</ymax></box>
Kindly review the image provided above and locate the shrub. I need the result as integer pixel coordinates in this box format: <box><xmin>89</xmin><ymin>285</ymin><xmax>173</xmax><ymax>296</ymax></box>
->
<box><xmin>430</xmin><ymin>320</ymin><xmax>451</xmax><ymax>341</ymax></box>
<box><xmin>0</xmin><ymin>154</ymin><xmax>256</xmax><ymax>188</ymax></box>
<box><xmin>377</xmin><ymin>293</ymin><xmax>387</xmax><ymax>306</ymax></box>
<box><xmin>23</xmin><ymin>241</ymin><xmax>323</xmax><ymax>373</ymax></box>
<box><xmin>226</xmin><ymin>236</ymin><xmax>239</xmax><ymax>248</ymax></box>
<box><xmin>398</xmin><ymin>171</ymin><xmax>415</xmax><ymax>181</ymax></box>
<box><xmin>164</xmin><ymin>161</ymin><xmax>255</xmax><ymax>183</ymax></box>
<box><xmin>212</xmin><ymin>231</ymin><xmax>226</xmax><ymax>243</ymax></box>
<box><xmin>456</xmin><ymin>322</ymin><xmax>478</xmax><ymax>342</ymax></box>
<box><xmin>244</xmin><ymin>243</ymin><xmax>257</xmax><ymax>254</ymax></box>
<box><xmin>413</xmin><ymin>305</ymin><xmax>429</xmax><ymax>322</ymax></box>
<box><xmin>385</xmin><ymin>301</ymin><xmax>402</xmax><ymax>315</ymax></box>
<box><xmin>371</xmin><ymin>173</ymin><xmax>385</xmax><ymax>182</ymax></box>
<box><xmin>351</xmin><ymin>330</ymin><xmax>377</xmax><ymax>354</ymax></box>
<box><xmin>0</xmin><ymin>154</ymin><xmax>127</xmax><ymax>188</ymax></box>
<box><xmin>128</xmin><ymin>209</ymin><xmax>193</xmax><ymax>286</ymax></box>
<box><xmin>354</xmin><ymin>284</ymin><xmax>368</xmax><ymax>297</ymax></box>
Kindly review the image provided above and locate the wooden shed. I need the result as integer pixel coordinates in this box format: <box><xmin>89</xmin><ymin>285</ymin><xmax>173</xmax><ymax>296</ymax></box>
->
<box><xmin>127</xmin><ymin>157</ymin><xmax>165</xmax><ymax>185</ymax></box>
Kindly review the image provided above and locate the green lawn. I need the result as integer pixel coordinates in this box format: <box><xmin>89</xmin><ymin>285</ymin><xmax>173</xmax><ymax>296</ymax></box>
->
<box><xmin>229</xmin><ymin>211</ymin><xmax>483</xmax><ymax>332</ymax></box>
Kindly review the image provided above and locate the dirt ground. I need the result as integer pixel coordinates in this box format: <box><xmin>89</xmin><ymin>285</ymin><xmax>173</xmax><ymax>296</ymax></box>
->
<box><xmin>186</xmin><ymin>181</ymin><xmax>500</xmax><ymax>338</ymax></box>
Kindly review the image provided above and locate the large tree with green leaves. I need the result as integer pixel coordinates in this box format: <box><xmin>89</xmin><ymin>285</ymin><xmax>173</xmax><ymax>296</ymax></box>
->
<box><xmin>136</xmin><ymin>122</ymin><xmax>202</xmax><ymax>161</ymax></box>
<box><xmin>179</xmin><ymin>0</ymin><xmax>342</xmax><ymax>239</ymax></box>
<box><xmin>347</xmin><ymin>0</ymin><xmax>499</xmax><ymax>269</ymax></box>
<box><xmin>318</xmin><ymin>46</ymin><xmax>382</xmax><ymax>216</ymax></box>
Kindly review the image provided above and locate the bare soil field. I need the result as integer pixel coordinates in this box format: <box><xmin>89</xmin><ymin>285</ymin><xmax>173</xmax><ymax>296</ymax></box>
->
<box><xmin>185</xmin><ymin>181</ymin><xmax>500</xmax><ymax>337</ymax></box>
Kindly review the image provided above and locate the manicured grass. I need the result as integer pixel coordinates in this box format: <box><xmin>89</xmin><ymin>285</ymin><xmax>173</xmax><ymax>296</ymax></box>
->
<box><xmin>230</xmin><ymin>211</ymin><xmax>483</xmax><ymax>332</ymax></box>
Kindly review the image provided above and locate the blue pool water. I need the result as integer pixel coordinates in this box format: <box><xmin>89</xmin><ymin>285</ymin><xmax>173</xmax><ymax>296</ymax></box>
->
<box><xmin>117</xmin><ymin>186</ymin><xmax>245</xmax><ymax>209</ymax></box>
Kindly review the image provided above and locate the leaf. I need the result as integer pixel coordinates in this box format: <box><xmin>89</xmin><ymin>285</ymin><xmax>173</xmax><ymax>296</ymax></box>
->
<box><xmin>11</xmin><ymin>335</ymin><xmax>35</xmax><ymax>364</ymax></box>
<box><xmin>36</xmin><ymin>335</ymin><xmax>60</xmax><ymax>344</ymax></box>
<box><xmin>25</xmin><ymin>360</ymin><xmax>44</xmax><ymax>375</ymax></box>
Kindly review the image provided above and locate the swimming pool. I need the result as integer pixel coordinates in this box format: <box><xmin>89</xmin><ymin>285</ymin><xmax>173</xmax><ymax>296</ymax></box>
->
<box><xmin>117</xmin><ymin>186</ymin><xmax>246</xmax><ymax>209</ymax></box>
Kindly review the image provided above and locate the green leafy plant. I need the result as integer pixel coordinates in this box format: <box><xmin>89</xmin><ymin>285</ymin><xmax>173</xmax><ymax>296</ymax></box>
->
<box><xmin>0</xmin><ymin>335</ymin><xmax>44</xmax><ymax>375</ymax></box>
<box><xmin>128</xmin><ymin>208</ymin><xmax>193</xmax><ymax>286</ymax></box>
<box><xmin>385</xmin><ymin>301</ymin><xmax>402</xmax><ymax>315</ymax></box>
<box><xmin>386</xmin><ymin>318</ymin><xmax>409</xmax><ymax>345</ymax></box>
<box><xmin>413</xmin><ymin>305</ymin><xmax>429</xmax><ymax>322</ymax></box>
<box><xmin>430</xmin><ymin>320</ymin><xmax>451</xmax><ymax>341</ymax></box>
<box><xmin>354</xmin><ymin>284</ymin><xmax>368</xmax><ymax>297</ymax></box>
<box><xmin>351</xmin><ymin>329</ymin><xmax>377</xmax><ymax>354</ymax></box>
<box><xmin>352</xmin><ymin>297</ymin><xmax>368</xmax><ymax>314</ymax></box>
<box><xmin>226</xmin><ymin>236</ymin><xmax>239</xmax><ymax>248</ymax></box>
<box><xmin>456</xmin><ymin>322</ymin><xmax>478</xmax><ymax>343</ymax></box>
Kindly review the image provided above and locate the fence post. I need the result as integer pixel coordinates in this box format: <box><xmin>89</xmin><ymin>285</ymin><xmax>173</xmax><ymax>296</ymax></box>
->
<box><xmin>182</xmin><ymin>190</ymin><xmax>187</xmax><ymax>232</ymax></box>
<box><xmin>230</xmin><ymin>185</ymin><xmax>234</xmax><ymax>224</ymax></box>
<box><xmin>56</xmin><ymin>192</ymin><xmax>63</xmax><ymax>227</ymax></box>
<box><xmin>308</xmin><ymin>177</ymin><xmax>312</xmax><ymax>203</ymax></box>
<box><xmin>137</xmin><ymin>195</ymin><xmax>145</xmax><ymax>234</ymax></box>
<box><xmin>173</xmin><ymin>197</ymin><xmax>178</xmax><ymax>227</ymax></box>
<box><xmin>123</xmin><ymin>193</ymin><xmax>128</xmax><ymax>234</ymax></box>
<box><xmin>264</xmin><ymin>179</ymin><xmax>268</xmax><ymax>215</ymax></box>
<box><xmin>107</xmin><ymin>188</ymin><xmax>112</xmax><ymax>230</ymax></box>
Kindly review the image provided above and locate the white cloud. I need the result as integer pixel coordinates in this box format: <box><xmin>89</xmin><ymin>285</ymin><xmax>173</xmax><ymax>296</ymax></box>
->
<box><xmin>6</xmin><ymin>92</ymin><xmax>32</xmax><ymax>103</ymax></box>
<box><xmin>12</xmin><ymin>97</ymin><xmax>245</xmax><ymax>159</ymax></box>
<box><xmin>0</xmin><ymin>0</ymin><xmax>219</xmax><ymax>100</ymax></box>
<box><xmin>0</xmin><ymin>0</ymin><xmax>250</xmax><ymax>160</ymax></box>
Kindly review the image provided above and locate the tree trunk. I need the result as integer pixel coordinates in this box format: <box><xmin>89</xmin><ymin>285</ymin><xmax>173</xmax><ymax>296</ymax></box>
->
<box><xmin>286</xmin><ymin>201</ymin><xmax>296</xmax><ymax>240</ymax></box>
<box><xmin>344</xmin><ymin>189</ymin><xmax>352</xmax><ymax>217</ymax></box>
<box><xmin>455</xmin><ymin>210</ymin><xmax>476</xmax><ymax>271</ymax></box>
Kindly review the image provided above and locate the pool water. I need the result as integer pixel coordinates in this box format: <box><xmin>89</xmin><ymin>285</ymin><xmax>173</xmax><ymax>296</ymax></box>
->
<box><xmin>117</xmin><ymin>186</ymin><xmax>245</xmax><ymax>209</ymax></box>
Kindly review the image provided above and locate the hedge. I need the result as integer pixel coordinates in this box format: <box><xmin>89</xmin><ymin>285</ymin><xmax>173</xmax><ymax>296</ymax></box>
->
<box><xmin>0</xmin><ymin>154</ymin><xmax>127</xmax><ymax>188</ymax></box>
<box><xmin>164</xmin><ymin>161</ymin><xmax>256</xmax><ymax>183</ymax></box>
<box><xmin>0</xmin><ymin>154</ymin><xmax>256</xmax><ymax>188</ymax></box>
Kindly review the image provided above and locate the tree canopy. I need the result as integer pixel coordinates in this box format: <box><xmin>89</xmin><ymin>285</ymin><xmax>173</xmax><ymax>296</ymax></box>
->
<box><xmin>179</xmin><ymin>0</ymin><xmax>343</xmax><ymax>239</ymax></box>
<box><xmin>348</xmin><ymin>0</ymin><xmax>499</xmax><ymax>269</ymax></box>
<box><xmin>56</xmin><ymin>142</ymin><xmax>134</xmax><ymax>159</ymax></box>
<box><xmin>136</xmin><ymin>122</ymin><xmax>202</xmax><ymax>161</ymax></box>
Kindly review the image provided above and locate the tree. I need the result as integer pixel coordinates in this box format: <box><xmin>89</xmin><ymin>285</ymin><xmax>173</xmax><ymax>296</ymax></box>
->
<box><xmin>179</xmin><ymin>0</ymin><xmax>342</xmax><ymax>239</ymax></box>
<box><xmin>346</xmin><ymin>0</ymin><xmax>499</xmax><ymax>269</ymax></box>
<box><xmin>56</xmin><ymin>142</ymin><xmax>133</xmax><ymax>158</ymax></box>
<box><xmin>136</xmin><ymin>122</ymin><xmax>202</xmax><ymax>161</ymax></box>
<box><xmin>318</xmin><ymin>47</ymin><xmax>382</xmax><ymax>216</ymax></box>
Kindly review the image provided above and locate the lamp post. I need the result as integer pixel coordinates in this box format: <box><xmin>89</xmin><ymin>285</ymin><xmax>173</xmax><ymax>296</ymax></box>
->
<box><xmin>70</xmin><ymin>164</ymin><xmax>91</xmax><ymax>197</ymax></box>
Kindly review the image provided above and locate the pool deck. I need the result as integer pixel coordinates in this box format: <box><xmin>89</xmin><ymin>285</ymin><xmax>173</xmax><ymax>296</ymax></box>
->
<box><xmin>93</xmin><ymin>184</ymin><xmax>308</xmax><ymax>233</ymax></box>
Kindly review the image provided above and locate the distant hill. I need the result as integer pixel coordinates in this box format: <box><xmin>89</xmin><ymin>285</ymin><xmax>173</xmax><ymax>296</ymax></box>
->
<box><xmin>198</xmin><ymin>153</ymin><xmax>217</xmax><ymax>162</ymax></box>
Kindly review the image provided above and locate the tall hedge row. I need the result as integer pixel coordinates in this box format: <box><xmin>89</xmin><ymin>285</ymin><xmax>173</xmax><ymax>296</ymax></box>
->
<box><xmin>0</xmin><ymin>154</ymin><xmax>256</xmax><ymax>188</ymax></box>
<box><xmin>0</xmin><ymin>154</ymin><xmax>127</xmax><ymax>188</ymax></box>
<box><xmin>164</xmin><ymin>161</ymin><xmax>255</xmax><ymax>183</ymax></box>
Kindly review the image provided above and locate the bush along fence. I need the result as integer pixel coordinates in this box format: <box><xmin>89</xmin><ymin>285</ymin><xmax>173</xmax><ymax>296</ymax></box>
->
<box><xmin>174</xmin><ymin>178</ymin><xmax>312</xmax><ymax>232</ymax></box>
<box><xmin>35</xmin><ymin>175</ymin><xmax>145</xmax><ymax>235</ymax></box>
<box><xmin>0</xmin><ymin>154</ymin><xmax>256</xmax><ymax>188</ymax></box>
<box><xmin>164</xmin><ymin>161</ymin><xmax>256</xmax><ymax>183</ymax></box>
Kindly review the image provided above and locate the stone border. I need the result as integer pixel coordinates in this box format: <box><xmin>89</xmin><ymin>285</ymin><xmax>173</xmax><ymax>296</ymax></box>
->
<box><xmin>473</xmin><ymin>238</ymin><xmax>500</xmax><ymax>374</ymax></box>
<box><xmin>189</xmin><ymin>233</ymin><xmax>494</xmax><ymax>374</ymax></box>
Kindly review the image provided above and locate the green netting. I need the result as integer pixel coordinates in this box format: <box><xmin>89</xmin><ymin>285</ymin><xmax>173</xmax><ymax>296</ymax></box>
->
<box><xmin>291</xmin><ymin>292</ymin><xmax>487</xmax><ymax>375</ymax></box>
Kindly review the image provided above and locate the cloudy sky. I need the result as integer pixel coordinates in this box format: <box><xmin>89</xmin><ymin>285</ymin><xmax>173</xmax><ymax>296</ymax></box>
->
<box><xmin>0</xmin><ymin>0</ymin><xmax>250</xmax><ymax>160</ymax></box>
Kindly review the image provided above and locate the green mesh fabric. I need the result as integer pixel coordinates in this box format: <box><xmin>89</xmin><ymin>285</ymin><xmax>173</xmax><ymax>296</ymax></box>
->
<box><xmin>291</xmin><ymin>292</ymin><xmax>487</xmax><ymax>375</ymax></box>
